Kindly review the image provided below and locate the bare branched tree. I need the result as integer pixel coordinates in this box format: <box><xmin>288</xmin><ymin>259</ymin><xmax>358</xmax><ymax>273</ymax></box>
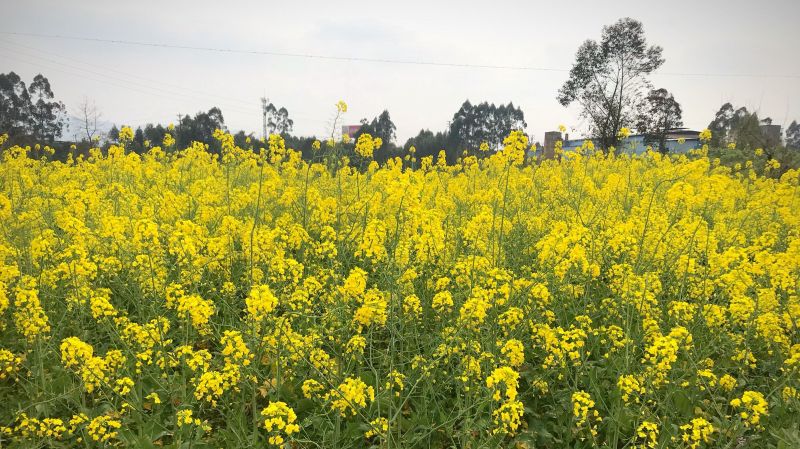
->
<box><xmin>78</xmin><ymin>97</ymin><xmax>102</xmax><ymax>143</ymax></box>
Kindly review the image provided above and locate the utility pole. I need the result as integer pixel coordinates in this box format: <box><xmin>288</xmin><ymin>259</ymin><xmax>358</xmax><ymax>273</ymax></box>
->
<box><xmin>176</xmin><ymin>113</ymin><xmax>183</xmax><ymax>146</ymax></box>
<box><xmin>261</xmin><ymin>97</ymin><xmax>269</xmax><ymax>141</ymax></box>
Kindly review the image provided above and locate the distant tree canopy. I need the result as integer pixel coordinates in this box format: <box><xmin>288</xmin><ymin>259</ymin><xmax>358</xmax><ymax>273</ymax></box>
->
<box><xmin>176</xmin><ymin>107</ymin><xmax>225</xmax><ymax>149</ymax></box>
<box><xmin>265</xmin><ymin>103</ymin><xmax>293</xmax><ymax>135</ymax></box>
<box><xmin>284</xmin><ymin>134</ymin><xmax>319</xmax><ymax>160</ymax></box>
<box><xmin>558</xmin><ymin>17</ymin><xmax>664</xmax><ymax>150</ymax></box>
<box><xmin>702</xmin><ymin>104</ymin><xmax>800</xmax><ymax>175</ymax></box>
<box><xmin>233</xmin><ymin>130</ymin><xmax>257</xmax><ymax>149</ymax></box>
<box><xmin>707</xmin><ymin>103</ymin><xmax>780</xmax><ymax>151</ymax></box>
<box><xmin>448</xmin><ymin>100</ymin><xmax>526</xmax><ymax>152</ymax></box>
<box><xmin>787</xmin><ymin>121</ymin><xmax>800</xmax><ymax>150</ymax></box>
<box><xmin>636</xmin><ymin>88</ymin><xmax>683</xmax><ymax>153</ymax></box>
<box><xmin>142</xmin><ymin>123</ymin><xmax>168</xmax><ymax>146</ymax></box>
<box><xmin>707</xmin><ymin>103</ymin><xmax>750</xmax><ymax>148</ymax></box>
<box><xmin>357</xmin><ymin>110</ymin><xmax>397</xmax><ymax>146</ymax></box>
<box><xmin>116</xmin><ymin>107</ymin><xmax>226</xmax><ymax>153</ymax></box>
<box><xmin>403</xmin><ymin>129</ymin><xmax>450</xmax><ymax>160</ymax></box>
<box><xmin>401</xmin><ymin>100</ymin><xmax>527</xmax><ymax>163</ymax></box>
<box><xmin>108</xmin><ymin>124</ymin><xmax>120</xmax><ymax>142</ymax></box>
<box><xmin>0</xmin><ymin>71</ymin><xmax>66</xmax><ymax>142</ymax></box>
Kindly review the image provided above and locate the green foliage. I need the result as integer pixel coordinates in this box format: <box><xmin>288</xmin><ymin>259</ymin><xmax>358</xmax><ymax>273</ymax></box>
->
<box><xmin>265</xmin><ymin>103</ymin><xmax>294</xmax><ymax>135</ymax></box>
<box><xmin>636</xmin><ymin>88</ymin><xmax>683</xmax><ymax>153</ymax></box>
<box><xmin>448</xmin><ymin>100</ymin><xmax>526</xmax><ymax>153</ymax></box>
<box><xmin>0</xmin><ymin>71</ymin><xmax>66</xmax><ymax>142</ymax></box>
<box><xmin>403</xmin><ymin>129</ymin><xmax>449</xmax><ymax>160</ymax></box>
<box><xmin>784</xmin><ymin>121</ymin><xmax>799</xmax><ymax>150</ymax></box>
<box><xmin>356</xmin><ymin>110</ymin><xmax>396</xmax><ymax>146</ymax></box>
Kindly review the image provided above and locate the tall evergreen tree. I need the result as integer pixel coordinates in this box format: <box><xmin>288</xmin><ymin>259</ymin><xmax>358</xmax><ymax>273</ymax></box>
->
<box><xmin>0</xmin><ymin>72</ymin><xmax>66</xmax><ymax>142</ymax></box>
<box><xmin>787</xmin><ymin>121</ymin><xmax>800</xmax><ymax>150</ymax></box>
<box><xmin>357</xmin><ymin>110</ymin><xmax>397</xmax><ymax>145</ymax></box>
<box><xmin>448</xmin><ymin>100</ymin><xmax>526</xmax><ymax>153</ymax></box>
<box><xmin>265</xmin><ymin>103</ymin><xmax>294</xmax><ymax>134</ymax></box>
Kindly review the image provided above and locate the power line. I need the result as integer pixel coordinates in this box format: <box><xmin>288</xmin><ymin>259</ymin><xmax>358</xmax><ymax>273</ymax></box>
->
<box><xmin>0</xmin><ymin>47</ymin><xmax>258</xmax><ymax>117</ymax></box>
<box><xmin>0</xmin><ymin>41</ymin><xmax>332</xmax><ymax>126</ymax></box>
<box><xmin>0</xmin><ymin>48</ymin><xmax>340</xmax><ymax>137</ymax></box>
<box><xmin>2</xmin><ymin>30</ymin><xmax>799</xmax><ymax>79</ymax></box>
<box><xmin>0</xmin><ymin>30</ymin><xmax>567</xmax><ymax>72</ymax></box>
<box><xmin>0</xmin><ymin>36</ymin><xmax>328</xmax><ymax>119</ymax></box>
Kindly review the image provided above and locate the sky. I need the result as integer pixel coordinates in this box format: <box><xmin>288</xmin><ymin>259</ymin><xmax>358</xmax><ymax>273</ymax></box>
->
<box><xmin>2</xmin><ymin>0</ymin><xmax>800</xmax><ymax>144</ymax></box>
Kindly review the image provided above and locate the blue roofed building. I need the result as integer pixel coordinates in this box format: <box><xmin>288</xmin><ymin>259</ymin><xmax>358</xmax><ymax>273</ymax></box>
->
<box><xmin>558</xmin><ymin>129</ymin><xmax>701</xmax><ymax>155</ymax></box>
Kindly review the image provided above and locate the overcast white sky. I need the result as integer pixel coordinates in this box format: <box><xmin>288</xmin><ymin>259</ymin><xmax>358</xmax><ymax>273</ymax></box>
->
<box><xmin>2</xmin><ymin>0</ymin><xmax>799</xmax><ymax>143</ymax></box>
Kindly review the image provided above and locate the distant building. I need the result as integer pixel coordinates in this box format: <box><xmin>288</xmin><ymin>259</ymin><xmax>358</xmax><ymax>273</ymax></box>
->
<box><xmin>541</xmin><ymin>131</ymin><xmax>564</xmax><ymax>159</ymax></box>
<box><xmin>559</xmin><ymin>129</ymin><xmax>702</xmax><ymax>154</ymax></box>
<box><xmin>342</xmin><ymin>125</ymin><xmax>361</xmax><ymax>138</ymax></box>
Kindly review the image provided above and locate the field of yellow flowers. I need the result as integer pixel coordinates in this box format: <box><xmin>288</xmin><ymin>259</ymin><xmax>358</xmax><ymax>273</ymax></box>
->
<box><xmin>0</xmin><ymin>126</ymin><xmax>798</xmax><ymax>449</ymax></box>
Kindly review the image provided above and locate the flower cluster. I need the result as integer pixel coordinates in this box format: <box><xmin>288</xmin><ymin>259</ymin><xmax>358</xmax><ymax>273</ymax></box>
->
<box><xmin>354</xmin><ymin>133</ymin><xmax>382</xmax><ymax>159</ymax></box>
<box><xmin>326</xmin><ymin>377</ymin><xmax>375</xmax><ymax>417</ymax></box>
<box><xmin>261</xmin><ymin>401</ymin><xmax>300</xmax><ymax>446</ymax></box>
<box><xmin>680</xmin><ymin>417</ymin><xmax>715</xmax><ymax>448</ymax></box>
<box><xmin>731</xmin><ymin>390</ymin><xmax>769</xmax><ymax>429</ymax></box>
<box><xmin>572</xmin><ymin>390</ymin><xmax>601</xmax><ymax>438</ymax></box>
<box><xmin>633</xmin><ymin>421</ymin><xmax>658</xmax><ymax>449</ymax></box>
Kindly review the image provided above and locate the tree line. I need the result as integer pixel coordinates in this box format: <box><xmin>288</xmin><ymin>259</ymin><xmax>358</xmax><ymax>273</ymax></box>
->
<box><xmin>0</xmin><ymin>72</ymin><xmax>66</xmax><ymax>144</ymax></box>
<box><xmin>2</xmin><ymin>16</ymin><xmax>799</xmax><ymax>166</ymax></box>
